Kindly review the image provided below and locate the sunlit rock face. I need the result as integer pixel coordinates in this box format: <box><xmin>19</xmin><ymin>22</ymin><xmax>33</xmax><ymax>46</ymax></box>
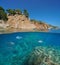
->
<box><xmin>0</xmin><ymin>14</ymin><xmax>51</xmax><ymax>32</ymax></box>
<box><xmin>31</xmin><ymin>20</ymin><xmax>49</xmax><ymax>31</ymax></box>
<box><xmin>0</xmin><ymin>20</ymin><xmax>9</xmax><ymax>28</ymax></box>
<box><xmin>7</xmin><ymin>15</ymin><xmax>36</xmax><ymax>29</ymax></box>
<box><xmin>7</xmin><ymin>14</ymin><xmax>50</xmax><ymax>32</ymax></box>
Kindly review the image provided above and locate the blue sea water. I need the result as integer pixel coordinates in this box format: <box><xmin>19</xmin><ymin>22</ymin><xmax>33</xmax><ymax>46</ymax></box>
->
<box><xmin>49</xmin><ymin>29</ymin><xmax>60</xmax><ymax>33</ymax></box>
<box><xmin>0</xmin><ymin>32</ymin><xmax>60</xmax><ymax>65</ymax></box>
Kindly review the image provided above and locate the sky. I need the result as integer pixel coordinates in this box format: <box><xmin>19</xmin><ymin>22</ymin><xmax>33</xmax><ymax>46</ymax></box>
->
<box><xmin>0</xmin><ymin>0</ymin><xmax>60</xmax><ymax>27</ymax></box>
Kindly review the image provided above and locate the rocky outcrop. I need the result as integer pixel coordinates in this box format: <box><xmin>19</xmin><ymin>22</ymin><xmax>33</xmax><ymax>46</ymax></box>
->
<box><xmin>25</xmin><ymin>46</ymin><xmax>60</xmax><ymax>65</ymax></box>
<box><xmin>0</xmin><ymin>14</ymin><xmax>57</xmax><ymax>32</ymax></box>
<box><xmin>31</xmin><ymin>21</ymin><xmax>50</xmax><ymax>31</ymax></box>
<box><xmin>7</xmin><ymin>15</ymin><xmax>36</xmax><ymax>30</ymax></box>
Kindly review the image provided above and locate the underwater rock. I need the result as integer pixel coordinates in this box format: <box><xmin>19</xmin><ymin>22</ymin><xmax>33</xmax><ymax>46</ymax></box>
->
<box><xmin>25</xmin><ymin>46</ymin><xmax>60</xmax><ymax>65</ymax></box>
<box><xmin>0</xmin><ymin>45</ymin><xmax>60</xmax><ymax>65</ymax></box>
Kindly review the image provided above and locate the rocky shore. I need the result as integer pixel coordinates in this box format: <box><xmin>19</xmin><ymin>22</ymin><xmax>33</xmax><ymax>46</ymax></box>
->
<box><xmin>0</xmin><ymin>14</ymin><xmax>58</xmax><ymax>33</ymax></box>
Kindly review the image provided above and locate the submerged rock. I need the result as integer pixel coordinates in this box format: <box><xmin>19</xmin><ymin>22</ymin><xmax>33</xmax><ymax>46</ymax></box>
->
<box><xmin>25</xmin><ymin>46</ymin><xmax>60</xmax><ymax>65</ymax></box>
<box><xmin>0</xmin><ymin>44</ymin><xmax>60</xmax><ymax>65</ymax></box>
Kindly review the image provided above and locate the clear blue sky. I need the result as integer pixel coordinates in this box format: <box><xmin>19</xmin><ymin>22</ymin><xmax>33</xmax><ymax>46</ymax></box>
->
<box><xmin>0</xmin><ymin>0</ymin><xmax>60</xmax><ymax>27</ymax></box>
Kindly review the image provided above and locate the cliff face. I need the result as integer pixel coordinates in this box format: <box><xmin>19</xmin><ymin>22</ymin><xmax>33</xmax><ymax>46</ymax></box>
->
<box><xmin>7</xmin><ymin>15</ymin><xmax>36</xmax><ymax>30</ymax></box>
<box><xmin>31</xmin><ymin>20</ymin><xmax>50</xmax><ymax>31</ymax></box>
<box><xmin>0</xmin><ymin>15</ymin><xmax>53</xmax><ymax>32</ymax></box>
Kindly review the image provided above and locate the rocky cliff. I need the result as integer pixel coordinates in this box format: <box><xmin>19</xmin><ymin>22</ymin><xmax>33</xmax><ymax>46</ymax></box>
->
<box><xmin>7</xmin><ymin>15</ymin><xmax>36</xmax><ymax>29</ymax></box>
<box><xmin>0</xmin><ymin>14</ymin><xmax>57</xmax><ymax>32</ymax></box>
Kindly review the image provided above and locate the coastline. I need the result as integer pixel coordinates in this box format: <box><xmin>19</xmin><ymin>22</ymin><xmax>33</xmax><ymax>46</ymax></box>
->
<box><xmin>0</xmin><ymin>26</ymin><xmax>60</xmax><ymax>34</ymax></box>
<box><xmin>0</xmin><ymin>28</ymin><xmax>49</xmax><ymax>34</ymax></box>
<box><xmin>0</xmin><ymin>29</ymin><xmax>60</xmax><ymax>34</ymax></box>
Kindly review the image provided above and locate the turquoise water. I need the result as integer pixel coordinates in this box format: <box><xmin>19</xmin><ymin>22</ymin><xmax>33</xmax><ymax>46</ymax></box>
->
<box><xmin>0</xmin><ymin>32</ymin><xmax>60</xmax><ymax>65</ymax></box>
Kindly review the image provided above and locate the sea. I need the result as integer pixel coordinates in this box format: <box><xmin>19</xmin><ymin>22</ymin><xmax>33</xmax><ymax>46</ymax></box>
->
<box><xmin>0</xmin><ymin>30</ymin><xmax>60</xmax><ymax>65</ymax></box>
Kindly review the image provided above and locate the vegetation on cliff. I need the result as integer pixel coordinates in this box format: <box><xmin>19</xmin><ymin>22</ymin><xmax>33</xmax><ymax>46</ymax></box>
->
<box><xmin>0</xmin><ymin>6</ymin><xmax>29</xmax><ymax>21</ymax></box>
<box><xmin>6</xmin><ymin>9</ymin><xmax>22</xmax><ymax>15</ymax></box>
<box><xmin>23</xmin><ymin>9</ymin><xmax>29</xmax><ymax>18</ymax></box>
<box><xmin>0</xmin><ymin>6</ymin><xmax>8</xmax><ymax>21</ymax></box>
